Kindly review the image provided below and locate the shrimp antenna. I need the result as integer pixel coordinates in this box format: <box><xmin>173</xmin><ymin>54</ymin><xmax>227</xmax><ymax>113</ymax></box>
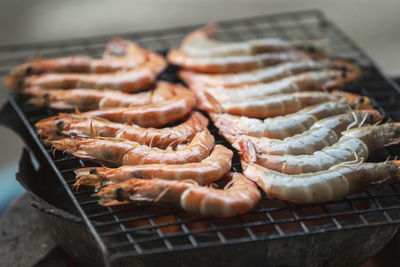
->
<box><xmin>148</xmin><ymin>88</ymin><xmax>155</xmax><ymax>104</ymax></box>
<box><xmin>89</xmin><ymin>121</ymin><xmax>98</xmax><ymax>139</ymax></box>
<box><xmin>374</xmin><ymin>118</ymin><xmax>384</xmax><ymax>126</ymax></box>
<box><xmin>75</xmin><ymin>106</ymin><xmax>82</xmax><ymax>115</ymax></box>
<box><xmin>358</xmin><ymin>113</ymin><xmax>369</xmax><ymax>128</ymax></box>
<box><xmin>346</xmin><ymin>111</ymin><xmax>359</xmax><ymax>130</ymax></box>
<box><xmin>154</xmin><ymin>187</ymin><xmax>171</xmax><ymax>203</ymax></box>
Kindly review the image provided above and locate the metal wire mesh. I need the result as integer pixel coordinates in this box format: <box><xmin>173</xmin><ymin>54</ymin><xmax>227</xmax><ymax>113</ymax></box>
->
<box><xmin>2</xmin><ymin>9</ymin><xmax>400</xmax><ymax>265</ymax></box>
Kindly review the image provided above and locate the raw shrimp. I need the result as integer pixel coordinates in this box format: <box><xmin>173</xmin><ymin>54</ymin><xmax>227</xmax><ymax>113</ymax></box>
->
<box><xmin>180</xmin><ymin>22</ymin><xmax>328</xmax><ymax>57</ymax></box>
<box><xmin>232</xmin><ymin>111</ymin><xmax>381</xmax><ymax>156</ymax></box>
<box><xmin>25</xmin><ymin>81</ymin><xmax>175</xmax><ymax>110</ymax></box>
<box><xmin>199</xmin><ymin>90</ymin><xmax>369</xmax><ymax>118</ymax></box>
<box><xmin>95</xmin><ymin>172</ymin><xmax>261</xmax><ymax>217</ymax></box>
<box><xmin>180</xmin><ymin>60</ymin><xmax>358</xmax><ymax>87</ymax></box>
<box><xmin>241</xmin><ymin>123</ymin><xmax>400</xmax><ymax>174</ymax></box>
<box><xmin>211</xmin><ymin>101</ymin><xmax>358</xmax><ymax>139</ymax></box>
<box><xmin>190</xmin><ymin>67</ymin><xmax>360</xmax><ymax>105</ymax></box>
<box><xmin>9</xmin><ymin>38</ymin><xmax>147</xmax><ymax>77</ymax></box>
<box><xmin>82</xmin><ymin>85</ymin><xmax>196</xmax><ymax>127</ymax></box>
<box><xmin>168</xmin><ymin>49</ymin><xmax>310</xmax><ymax>73</ymax></box>
<box><xmin>52</xmin><ymin>129</ymin><xmax>215</xmax><ymax>166</ymax></box>
<box><xmin>36</xmin><ymin>112</ymin><xmax>208</xmax><ymax>149</ymax></box>
<box><xmin>74</xmin><ymin>144</ymin><xmax>233</xmax><ymax>187</ymax></box>
<box><xmin>5</xmin><ymin>51</ymin><xmax>167</xmax><ymax>93</ymax></box>
<box><xmin>242</xmin><ymin>160</ymin><xmax>400</xmax><ymax>203</ymax></box>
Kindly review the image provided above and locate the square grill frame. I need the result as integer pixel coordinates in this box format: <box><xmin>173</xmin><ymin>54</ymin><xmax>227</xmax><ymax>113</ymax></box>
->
<box><xmin>2</xmin><ymin>9</ymin><xmax>400</xmax><ymax>266</ymax></box>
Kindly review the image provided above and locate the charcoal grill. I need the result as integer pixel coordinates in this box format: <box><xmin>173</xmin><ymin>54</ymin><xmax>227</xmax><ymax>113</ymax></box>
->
<box><xmin>2</xmin><ymin>9</ymin><xmax>400</xmax><ymax>267</ymax></box>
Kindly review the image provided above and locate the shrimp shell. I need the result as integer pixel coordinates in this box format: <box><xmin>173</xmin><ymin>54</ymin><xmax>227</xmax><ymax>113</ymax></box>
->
<box><xmin>243</xmin><ymin>123</ymin><xmax>399</xmax><ymax>174</ymax></box>
<box><xmin>233</xmin><ymin>111</ymin><xmax>376</xmax><ymax>156</ymax></box>
<box><xmin>6</xmin><ymin>51</ymin><xmax>167</xmax><ymax>93</ymax></box>
<box><xmin>168</xmin><ymin>49</ymin><xmax>310</xmax><ymax>73</ymax></box>
<box><xmin>180</xmin><ymin>22</ymin><xmax>328</xmax><ymax>57</ymax></box>
<box><xmin>74</xmin><ymin>145</ymin><xmax>233</xmax><ymax>187</ymax></box>
<box><xmin>52</xmin><ymin>129</ymin><xmax>215</xmax><ymax>166</ymax></box>
<box><xmin>25</xmin><ymin>81</ymin><xmax>175</xmax><ymax>110</ymax></box>
<box><xmin>210</xmin><ymin>101</ymin><xmax>352</xmax><ymax>139</ymax></box>
<box><xmin>242</xmin><ymin>161</ymin><xmax>400</xmax><ymax>203</ymax></box>
<box><xmin>9</xmin><ymin>38</ymin><xmax>147</xmax><ymax>76</ymax></box>
<box><xmin>200</xmin><ymin>91</ymin><xmax>365</xmax><ymax>118</ymax></box>
<box><xmin>36</xmin><ymin>111</ymin><xmax>208</xmax><ymax>149</ymax></box>
<box><xmin>190</xmin><ymin>68</ymin><xmax>360</xmax><ymax>105</ymax></box>
<box><xmin>82</xmin><ymin>84</ymin><xmax>196</xmax><ymax>127</ymax></box>
<box><xmin>95</xmin><ymin>172</ymin><xmax>261</xmax><ymax>217</ymax></box>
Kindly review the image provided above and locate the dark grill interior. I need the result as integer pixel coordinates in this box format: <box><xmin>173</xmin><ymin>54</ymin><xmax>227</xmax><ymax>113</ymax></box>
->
<box><xmin>2</xmin><ymin>9</ymin><xmax>400</xmax><ymax>265</ymax></box>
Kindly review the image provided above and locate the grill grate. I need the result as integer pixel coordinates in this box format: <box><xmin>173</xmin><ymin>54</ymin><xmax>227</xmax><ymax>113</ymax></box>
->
<box><xmin>2</xmin><ymin>9</ymin><xmax>400</xmax><ymax>266</ymax></box>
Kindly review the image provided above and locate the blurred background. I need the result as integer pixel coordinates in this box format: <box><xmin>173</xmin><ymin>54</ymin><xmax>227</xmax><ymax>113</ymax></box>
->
<box><xmin>0</xmin><ymin>0</ymin><xmax>399</xmax><ymax>213</ymax></box>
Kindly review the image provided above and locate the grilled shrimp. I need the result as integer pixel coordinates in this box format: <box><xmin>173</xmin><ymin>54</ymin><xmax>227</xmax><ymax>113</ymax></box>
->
<box><xmin>231</xmin><ymin>111</ymin><xmax>381</xmax><ymax>156</ymax></box>
<box><xmin>243</xmin><ymin>123</ymin><xmax>400</xmax><ymax>174</ymax></box>
<box><xmin>242</xmin><ymin>160</ymin><xmax>400</xmax><ymax>203</ymax></box>
<box><xmin>168</xmin><ymin>49</ymin><xmax>310</xmax><ymax>73</ymax></box>
<box><xmin>75</xmin><ymin>145</ymin><xmax>233</xmax><ymax>187</ymax></box>
<box><xmin>36</xmin><ymin>112</ymin><xmax>208</xmax><ymax>149</ymax></box>
<box><xmin>95</xmin><ymin>172</ymin><xmax>261</xmax><ymax>217</ymax></box>
<box><xmin>9</xmin><ymin>38</ymin><xmax>147</xmax><ymax>77</ymax></box>
<box><xmin>6</xmin><ymin>51</ymin><xmax>167</xmax><ymax>93</ymax></box>
<box><xmin>199</xmin><ymin>90</ymin><xmax>369</xmax><ymax>118</ymax></box>
<box><xmin>179</xmin><ymin>22</ymin><xmax>328</xmax><ymax>57</ymax></box>
<box><xmin>25</xmin><ymin>81</ymin><xmax>175</xmax><ymax>110</ymax></box>
<box><xmin>180</xmin><ymin>60</ymin><xmax>358</xmax><ymax>87</ymax></box>
<box><xmin>82</xmin><ymin>85</ymin><xmax>196</xmax><ymax>127</ymax></box>
<box><xmin>211</xmin><ymin>101</ymin><xmax>359</xmax><ymax>139</ymax></box>
<box><xmin>52</xmin><ymin>129</ymin><xmax>214</xmax><ymax>166</ymax></box>
<box><xmin>191</xmin><ymin>68</ymin><xmax>360</xmax><ymax>105</ymax></box>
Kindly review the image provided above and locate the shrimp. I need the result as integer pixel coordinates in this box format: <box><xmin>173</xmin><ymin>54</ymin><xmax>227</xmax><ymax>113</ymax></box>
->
<box><xmin>180</xmin><ymin>60</ymin><xmax>358</xmax><ymax>88</ymax></box>
<box><xmin>94</xmin><ymin>172</ymin><xmax>261</xmax><ymax>217</ymax></box>
<box><xmin>210</xmin><ymin>101</ymin><xmax>363</xmax><ymax>139</ymax></box>
<box><xmin>5</xmin><ymin>51</ymin><xmax>167</xmax><ymax>93</ymax></box>
<box><xmin>231</xmin><ymin>110</ymin><xmax>381</xmax><ymax>156</ymax></box>
<box><xmin>168</xmin><ymin>49</ymin><xmax>311</xmax><ymax>73</ymax></box>
<box><xmin>36</xmin><ymin>112</ymin><xmax>208</xmax><ymax>149</ymax></box>
<box><xmin>242</xmin><ymin>160</ymin><xmax>400</xmax><ymax>203</ymax></box>
<box><xmin>52</xmin><ymin>129</ymin><xmax>215</xmax><ymax>166</ymax></box>
<box><xmin>242</xmin><ymin>123</ymin><xmax>400</xmax><ymax>174</ymax></box>
<box><xmin>179</xmin><ymin>22</ymin><xmax>328</xmax><ymax>57</ymax></box>
<box><xmin>25</xmin><ymin>81</ymin><xmax>175</xmax><ymax>110</ymax></box>
<box><xmin>82</xmin><ymin>85</ymin><xmax>196</xmax><ymax>127</ymax></box>
<box><xmin>190</xmin><ymin>67</ymin><xmax>360</xmax><ymax>105</ymax></box>
<box><xmin>199</xmin><ymin>90</ymin><xmax>369</xmax><ymax>118</ymax></box>
<box><xmin>74</xmin><ymin>145</ymin><xmax>233</xmax><ymax>187</ymax></box>
<box><xmin>8</xmin><ymin>38</ymin><xmax>147</xmax><ymax>77</ymax></box>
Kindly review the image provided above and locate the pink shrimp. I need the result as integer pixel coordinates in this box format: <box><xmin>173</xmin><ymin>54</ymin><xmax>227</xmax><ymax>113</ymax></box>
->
<box><xmin>242</xmin><ymin>160</ymin><xmax>400</xmax><ymax>203</ymax></box>
<box><xmin>94</xmin><ymin>172</ymin><xmax>261</xmax><ymax>217</ymax></box>
<box><xmin>24</xmin><ymin>81</ymin><xmax>176</xmax><ymax>110</ymax></box>
<box><xmin>35</xmin><ymin>111</ymin><xmax>208</xmax><ymax>149</ymax></box>
<box><xmin>74</xmin><ymin>145</ymin><xmax>233</xmax><ymax>187</ymax></box>
<box><xmin>5</xmin><ymin>50</ymin><xmax>166</xmax><ymax>93</ymax></box>
<box><xmin>52</xmin><ymin>129</ymin><xmax>215</xmax><ymax>166</ymax></box>
<box><xmin>82</xmin><ymin>84</ymin><xmax>196</xmax><ymax>127</ymax></box>
<box><xmin>198</xmin><ymin>90</ymin><xmax>369</xmax><ymax>118</ymax></box>
<box><xmin>168</xmin><ymin>49</ymin><xmax>310</xmax><ymax>73</ymax></box>
<box><xmin>8</xmin><ymin>38</ymin><xmax>147</xmax><ymax>77</ymax></box>
<box><xmin>179</xmin><ymin>22</ymin><xmax>328</xmax><ymax>57</ymax></box>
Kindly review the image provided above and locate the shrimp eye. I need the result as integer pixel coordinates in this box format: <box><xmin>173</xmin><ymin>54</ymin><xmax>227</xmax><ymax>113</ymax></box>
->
<box><xmin>357</xmin><ymin>96</ymin><xmax>365</xmax><ymax>104</ymax></box>
<box><xmin>25</xmin><ymin>66</ymin><xmax>33</xmax><ymax>75</ymax></box>
<box><xmin>62</xmin><ymin>150</ymin><xmax>69</xmax><ymax>157</ymax></box>
<box><xmin>341</xmin><ymin>66</ymin><xmax>347</xmax><ymax>78</ymax></box>
<box><xmin>17</xmin><ymin>78</ymin><xmax>24</xmax><ymax>87</ymax></box>
<box><xmin>307</xmin><ymin>46</ymin><xmax>316</xmax><ymax>53</ymax></box>
<box><xmin>53</xmin><ymin>117</ymin><xmax>59</xmax><ymax>121</ymax></box>
<box><xmin>43</xmin><ymin>93</ymin><xmax>50</xmax><ymax>99</ymax></box>
<box><xmin>115</xmin><ymin>187</ymin><xmax>128</xmax><ymax>202</ymax></box>
<box><xmin>89</xmin><ymin>167</ymin><xmax>97</xmax><ymax>174</ymax></box>
<box><xmin>56</xmin><ymin>120</ymin><xmax>64</xmax><ymax>129</ymax></box>
<box><xmin>70</xmin><ymin>132</ymin><xmax>77</xmax><ymax>138</ymax></box>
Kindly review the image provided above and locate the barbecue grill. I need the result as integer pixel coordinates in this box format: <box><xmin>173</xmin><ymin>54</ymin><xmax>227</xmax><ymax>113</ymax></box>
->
<box><xmin>2</xmin><ymin>9</ymin><xmax>400</xmax><ymax>267</ymax></box>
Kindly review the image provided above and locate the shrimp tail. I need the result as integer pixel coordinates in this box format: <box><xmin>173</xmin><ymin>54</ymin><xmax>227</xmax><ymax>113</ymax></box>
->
<box><xmin>238</xmin><ymin>139</ymin><xmax>258</xmax><ymax>163</ymax></box>
<box><xmin>182</xmin><ymin>22</ymin><xmax>218</xmax><ymax>47</ymax></box>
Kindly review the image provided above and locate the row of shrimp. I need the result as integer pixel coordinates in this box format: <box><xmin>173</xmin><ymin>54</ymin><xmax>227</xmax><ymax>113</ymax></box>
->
<box><xmin>171</xmin><ymin>23</ymin><xmax>400</xmax><ymax>203</ymax></box>
<box><xmin>6</xmin><ymin>36</ymin><xmax>262</xmax><ymax>217</ymax></box>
